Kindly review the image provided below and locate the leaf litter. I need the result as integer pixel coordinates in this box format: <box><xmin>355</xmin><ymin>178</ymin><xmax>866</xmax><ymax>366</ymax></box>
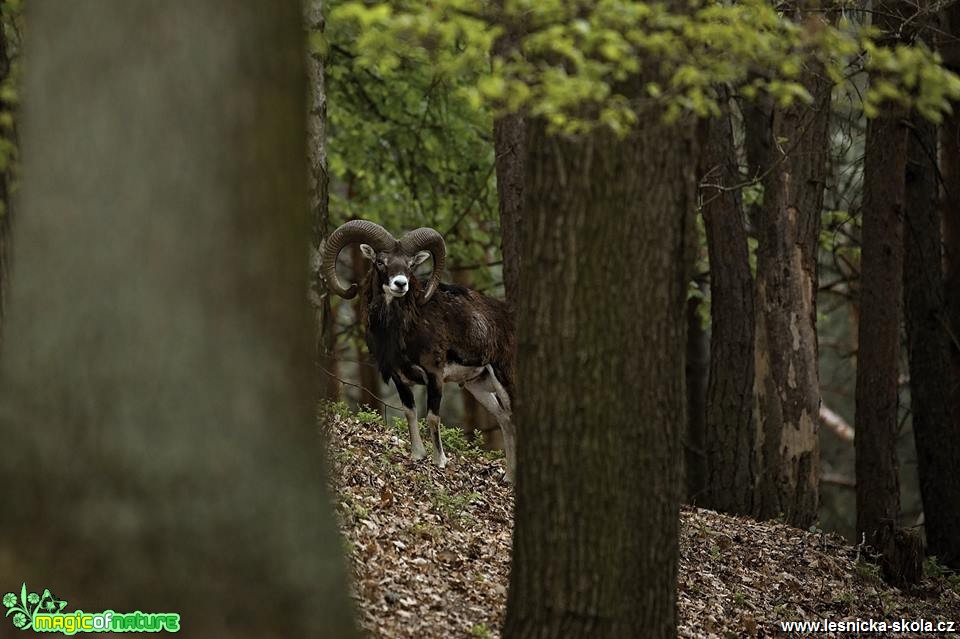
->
<box><xmin>328</xmin><ymin>410</ymin><xmax>960</xmax><ymax>638</ymax></box>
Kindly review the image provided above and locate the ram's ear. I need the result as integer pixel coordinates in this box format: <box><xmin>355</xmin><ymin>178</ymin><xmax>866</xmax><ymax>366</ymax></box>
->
<box><xmin>412</xmin><ymin>250</ymin><xmax>431</xmax><ymax>267</ymax></box>
<box><xmin>359</xmin><ymin>244</ymin><xmax>377</xmax><ymax>260</ymax></box>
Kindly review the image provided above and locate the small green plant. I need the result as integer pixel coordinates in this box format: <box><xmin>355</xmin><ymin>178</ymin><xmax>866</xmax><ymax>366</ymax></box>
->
<box><xmin>355</xmin><ymin>405</ymin><xmax>382</xmax><ymax>424</ymax></box>
<box><xmin>432</xmin><ymin>487</ymin><xmax>479</xmax><ymax>522</ymax></box>
<box><xmin>924</xmin><ymin>557</ymin><xmax>960</xmax><ymax>593</ymax></box>
<box><xmin>732</xmin><ymin>592</ymin><xmax>746</xmax><ymax>607</ymax></box>
<box><xmin>710</xmin><ymin>544</ymin><xmax>722</xmax><ymax>561</ymax></box>
<box><xmin>855</xmin><ymin>560</ymin><xmax>882</xmax><ymax>583</ymax></box>
<box><xmin>470</xmin><ymin>623</ymin><xmax>492</xmax><ymax>639</ymax></box>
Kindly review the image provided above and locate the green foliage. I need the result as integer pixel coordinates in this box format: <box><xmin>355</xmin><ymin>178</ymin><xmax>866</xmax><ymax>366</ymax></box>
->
<box><xmin>431</xmin><ymin>485</ymin><xmax>480</xmax><ymax>521</ymax></box>
<box><xmin>855</xmin><ymin>560</ymin><xmax>882</xmax><ymax>583</ymax></box>
<box><xmin>924</xmin><ymin>557</ymin><xmax>960</xmax><ymax>593</ymax></box>
<box><xmin>355</xmin><ymin>405</ymin><xmax>384</xmax><ymax>424</ymax></box>
<box><xmin>329</xmin><ymin>0</ymin><xmax>960</xmax><ymax>137</ymax></box>
<box><xmin>325</xmin><ymin>0</ymin><xmax>499</xmax><ymax>276</ymax></box>
<box><xmin>470</xmin><ymin>623</ymin><xmax>493</xmax><ymax>639</ymax></box>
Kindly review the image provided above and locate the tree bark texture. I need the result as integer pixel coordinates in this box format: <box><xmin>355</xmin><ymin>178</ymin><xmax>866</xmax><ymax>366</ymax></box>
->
<box><xmin>503</xmin><ymin>107</ymin><xmax>696</xmax><ymax>638</ymax></box>
<box><xmin>0</xmin><ymin>3</ymin><xmax>359</xmax><ymax>635</ymax></box>
<box><xmin>699</xmin><ymin>105</ymin><xmax>757</xmax><ymax>515</ymax></box>
<box><xmin>751</xmin><ymin>34</ymin><xmax>829</xmax><ymax>527</ymax></box>
<box><xmin>493</xmin><ymin>28</ymin><xmax>525</xmax><ymax>311</ymax></box>
<box><xmin>905</xmin><ymin>116</ymin><xmax>960</xmax><ymax>569</ymax></box>
<box><xmin>856</xmin><ymin>109</ymin><xmax>918</xmax><ymax>583</ymax></box>
<box><xmin>306</xmin><ymin>0</ymin><xmax>340</xmax><ymax>400</ymax></box>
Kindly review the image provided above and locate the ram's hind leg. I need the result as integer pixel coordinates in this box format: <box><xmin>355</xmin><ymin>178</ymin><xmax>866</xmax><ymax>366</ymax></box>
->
<box><xmin>465</xmin><ymin>370</ymin><xmax>516</xmax><ymax>482</ymax></box>
<box><xmin>393</xmin><ymin>375</ymin><xmax>426</xmax><ymax>461</ymax></box>
<box><xmin>425</xmin><ymin>373</ymin><xmax>447</xmax><ymax>468</ymax></box>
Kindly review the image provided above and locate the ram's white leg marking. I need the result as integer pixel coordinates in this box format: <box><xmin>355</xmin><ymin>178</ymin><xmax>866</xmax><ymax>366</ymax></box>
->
<box><xmin>465</xmin><ymin>371</ymin><xmax>516</xmax><ymax>482</ymax></box>
<box><xmin>405</xmin><ymin>407</ymin><xmax>427</xmax><ymax>461</ymax></box>
<box><xmin>426</xmin><ymin>411</ymin><xmax>447</xmax><ymax>468</ymax></box>
<box><xmin>485</xmin><ymin>364</ymin><xmax>512</xmax><ymax>413</ymax></box>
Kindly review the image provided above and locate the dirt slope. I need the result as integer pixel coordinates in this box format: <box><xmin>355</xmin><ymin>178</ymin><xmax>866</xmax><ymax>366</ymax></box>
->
<box><xmin>328</xmin><ymin>410</ymin><xmax>960</xmax><ymax>638</ymax></box>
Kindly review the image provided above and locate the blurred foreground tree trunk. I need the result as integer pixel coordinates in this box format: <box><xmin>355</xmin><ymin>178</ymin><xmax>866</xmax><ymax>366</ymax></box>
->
<box><xmin>0</xmin><ymin>2</ymin><xmax>359</xmax><ymax>636</ymax></box>
<box><xmin>749</xmin><ymin>14</ymin><xmax>829</xmax><ymax>526</ymax></box>
<box><xmin>504</xmin><ymin>85</ymin><xmax>695</xmax><ymax>639</ymax></box>
<box><xmin>306</xmin><ymin>0</ymin><xmax>340</xmax><ymax>401</ymax></box>
<box><xmin>699</xmin><ymin>103</ymin><xmax>756</xmax><ymax>514</ymax></box>
<box><xmin>855</xmin><ymin>22</ymin><xmax>921</xmax><ymax>580</ymax></box>
<box><xmin>0</xmin><ymin>8</ymin><xmax>15</xmax><ymax>352</ymax></box>
<box><xmin>904</xmin><ymin>114</ymin><xmax>960</xmax><ymax>569</ymax></box>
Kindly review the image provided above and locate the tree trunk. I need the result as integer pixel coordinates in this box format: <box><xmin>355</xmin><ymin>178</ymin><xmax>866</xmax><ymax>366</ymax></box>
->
<box><xmin>305</xmin><ymin>0</ymin><xmax>340</xmax><ymax>401</ymax></box>
<box><xmin>856</xmin><ymin>99</ymin><xmax>921</xmax><ymax>583</ymax></box>
<box><xmin>0</xmin><ymin>3</ymin><xmax>359</xmax><ymax>635</ymax></box>
<box><xmin>685</xmin><ymin>291</ymin><xmax>708</xmax><ymax>504</ymax></box>
<box><xmin>0</xmin><ymin>9</ymin><xmax>14</xmax><ymax>352</ymax></box>
<box><xmin>351</xmin><ymin>242</ymin><xmax>385</xmax><ymax>412</ymax></box>
<box><xmin>699</xmin><ymin>104</ymin><xmax>757</xmax><ymax>515</ymax></box>
<box><xmin>941</xmin><ymin>4</ymin><xmax>960</xmax><ymax>534</ymax></box>
<box><xmin>492</xmin><ymin>28</ymin><xmax>525</xmax><ymax>310</ymax></box>
<box><xmin>904</xmin><ymin>114</ymin><xmax>960</xmax><ymax>569</ymax></box>
<box><xmin>751</xmin><ymin>31</ymin><xmax>829</xmax><ymax>527</ymax></box>
<box><xmin>503</xmin><ymin>99</ymin><xmax>695</xmax><ymax>639</ymax></box>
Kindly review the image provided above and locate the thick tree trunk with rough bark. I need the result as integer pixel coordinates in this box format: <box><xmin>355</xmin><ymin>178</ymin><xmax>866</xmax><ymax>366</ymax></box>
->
<box><xmin>751</xmin><ymin>36</ymin><xmax>829</xmax><ymax>527</ymax></box>
<box><xmin>503</xmin><ymin>97</ymin><xmax>695</xmax><ymax>638</ymax></box>
<box><xmin>306</xmin><ymin>0</ymin><xmax>339</xmax><ymax>401</ymax></box>
<box><xmin>0</xmin><ymin>3</ymin><xmax>359</xmax><ymax>635</ymax></box>
<box><xmin>856</xmin><ymin>101</ymin><xmax>920</xmax><ymax>584</ymax></box>
<box><xmin>699</xmin><ymin>106</ymin><xmax>757</xmax><ymax>515</ymax></box>
<box><xmin>904</xmin><ymin>115</ymin><xmax>960</xmax><ymax>569</ymax></box>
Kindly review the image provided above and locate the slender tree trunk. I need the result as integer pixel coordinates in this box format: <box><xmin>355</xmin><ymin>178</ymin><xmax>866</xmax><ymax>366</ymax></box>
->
<box><xmin>351</xmin><ymin>242</ymin><xmax>384</xmax><ymax>412</ymax></box>
<box><xmin>306</xmin><ymin>0</ymin><xmax>339</xmax><ymax>401</ymax></box>
<box><xmin>699</xmin><ymin>104</ymin><xmax>757</xmax><ymax>515</ymax></box>
<box><xmin>492</xmin><ymin>28</ymin><xmax>525</xmax><ymax>310</ymax></box>
<box><xmin>685</xmin><ymin>291</ymin><xmax>708</xmax><ymax>503</ymax></box>
<box><xmin>941</xmin><ymin>4</ymin><xmax>960</xmax><ymax>519</ymax></box>
<box><xmin>504</xmin><ymin>88</ymin><xmax>696</xmax><ymax>638</ymax></box>
<box><xmin>751</xmin><ymin>24</ymin><xmax>829</xmax><ymax>526</ymax></box>
<box><xmin>855</xmin><ymin>81</ymin><xmax>921</xmax><ymax>583</ymax></box>
<box><xmin>0</xmin><ymin>3</ymin><xmax>359</xmax><ymax>635</ymax></box>
<box><xmin>904</xmin><ymin>114</ymin><xmax>960</xmax><ymax>569</ymax></box>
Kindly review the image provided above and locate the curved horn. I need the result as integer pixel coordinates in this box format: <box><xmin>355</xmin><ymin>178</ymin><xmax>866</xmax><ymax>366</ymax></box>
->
<box><xmin>321</xmin><ymin>220</ymin><xmax>396</xmax><ymax>299</ymax></box>
<box><xmin>399</xmin><ymin>227</ymin><xmax>446</xmax><ymax>303</ymax></box>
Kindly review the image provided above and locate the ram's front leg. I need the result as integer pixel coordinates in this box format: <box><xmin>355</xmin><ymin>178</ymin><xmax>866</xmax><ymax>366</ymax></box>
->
<box><xmin>425</xmin><ymin>373</ymin><xmax>447</xmax><ymax>468</ymax></box>
<box><xmin>393</xmin><ymin>374</ymin><xmax>426</xmax><ymax>461</ymax></box>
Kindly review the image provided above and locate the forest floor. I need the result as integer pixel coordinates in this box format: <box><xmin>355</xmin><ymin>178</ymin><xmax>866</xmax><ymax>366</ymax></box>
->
<box><xmin>327</xmin><ymin>408</ymin><xmax>960</xmax><ymax>638</ymax></box>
